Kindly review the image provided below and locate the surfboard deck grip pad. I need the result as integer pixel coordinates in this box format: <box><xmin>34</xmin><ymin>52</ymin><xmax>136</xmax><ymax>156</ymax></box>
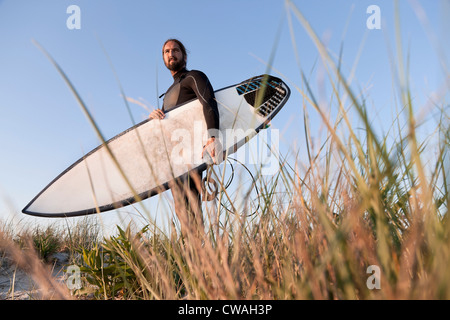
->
<box><xmin>236</xmin><ymin>75</ymin><xmax>287</xmax><ymax>117</ymax></box>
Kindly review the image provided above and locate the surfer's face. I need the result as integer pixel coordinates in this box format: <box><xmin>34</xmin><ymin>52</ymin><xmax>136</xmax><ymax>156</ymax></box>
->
<box><xmin>163</xmin><ymin>41</ymin><xmax>186</xmax><ymax>72</ymax></box>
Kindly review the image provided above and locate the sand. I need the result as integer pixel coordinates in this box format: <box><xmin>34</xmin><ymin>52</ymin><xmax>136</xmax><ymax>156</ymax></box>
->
<box><xmin>0</xmin><ymin>252</ymin><xmax>68</xmax><ymax>300</ymax></box>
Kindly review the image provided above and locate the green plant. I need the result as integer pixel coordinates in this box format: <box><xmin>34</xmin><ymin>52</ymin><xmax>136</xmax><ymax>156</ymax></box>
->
<box><xmin>76</xmin><ymin>225</ymin><xmax>142</xmax><ymax>299</ymax></box>
<box><xmin>32</xmin><ymin>227</ymin><xmax>61</xmax><ymax>262</ymax></box>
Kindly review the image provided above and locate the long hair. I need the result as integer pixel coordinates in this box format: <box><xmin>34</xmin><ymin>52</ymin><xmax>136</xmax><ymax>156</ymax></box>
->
<box><xmin>162</xmin><ymin>39</ymin><xmax>188</xmax><ymax>62</ymax></box>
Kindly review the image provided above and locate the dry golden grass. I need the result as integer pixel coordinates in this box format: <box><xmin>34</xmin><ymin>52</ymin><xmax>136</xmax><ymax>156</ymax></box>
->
<box><xmin>2</xmin><ymin>0</ymin><xmax>449</xmax><ymax>300</ymax></box>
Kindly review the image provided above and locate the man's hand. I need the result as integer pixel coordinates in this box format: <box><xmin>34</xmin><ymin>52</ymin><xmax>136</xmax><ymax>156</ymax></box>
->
<box><xmin>202</xmin><ymin>137</ymin><xmax>217</xmax><ymax>164</ymax></box>
<box><xmin>149</xmin><ymin>109</ymin><xmax>165</xmax><ymax>120</ymax></box>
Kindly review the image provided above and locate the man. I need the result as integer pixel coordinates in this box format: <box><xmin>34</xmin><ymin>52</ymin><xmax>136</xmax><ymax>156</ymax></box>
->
<box><xmin>149</xmin><ymin>39</ymin><xmax>220</xmax><ymax>231</ymax></box>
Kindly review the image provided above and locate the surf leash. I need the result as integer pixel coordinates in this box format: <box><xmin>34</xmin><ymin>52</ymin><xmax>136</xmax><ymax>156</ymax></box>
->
<box><xmin>202</xmin><ymin>157</ymin><xmax>260</xmax><ymax>217</ymax></box>
<box><xmin>201</xmin><ymin>166</ymin><xmax>219</xmax><ymax>201</ymax></box>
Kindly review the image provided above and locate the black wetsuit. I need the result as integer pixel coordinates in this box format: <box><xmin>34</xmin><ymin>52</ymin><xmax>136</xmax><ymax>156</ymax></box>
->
<box><xmin>162</xmin><ymin>68</ymin><xmax>219</xmax><ymax>133</ymax></box>
<box><xmin>162</xmin><ymin>68</ymin><xmax>219</xmax><ymax>216</ymax></box>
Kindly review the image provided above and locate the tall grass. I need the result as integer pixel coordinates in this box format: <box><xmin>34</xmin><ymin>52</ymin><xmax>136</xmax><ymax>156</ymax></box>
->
<box><xmin>1</xmin><ymin>1</ymin><xmax>450</xmax><ymax>300</ymax></box>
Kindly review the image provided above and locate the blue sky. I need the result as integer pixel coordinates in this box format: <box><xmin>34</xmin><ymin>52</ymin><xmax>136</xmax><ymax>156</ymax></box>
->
<box><xmin>0</xmin><ymin>0</ymin><xmax>448</xmax><ymax>232</ymax></box>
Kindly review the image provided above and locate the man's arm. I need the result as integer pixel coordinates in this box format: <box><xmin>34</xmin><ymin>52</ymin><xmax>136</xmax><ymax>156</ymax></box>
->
<box><xmin>186</xmin><ymin>70</ymin><xmax>220</xmax><ymax>163</ymax></box>
<box><xmin>185</xmin><ymin>70</ymin><xmax>219</xmax><ymax>136</ymax></box>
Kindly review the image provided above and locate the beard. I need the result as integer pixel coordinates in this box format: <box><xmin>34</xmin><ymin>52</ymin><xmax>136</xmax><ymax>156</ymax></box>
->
<box><xmin>165</xmin><ymin>57</ymin><xmax>185</xmax><ymax>72</ymax></box>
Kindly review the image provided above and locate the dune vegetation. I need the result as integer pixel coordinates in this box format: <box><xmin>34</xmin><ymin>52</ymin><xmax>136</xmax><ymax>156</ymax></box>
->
<box><xmin>1</xmin><ymin>1</ymin><xmax>449</xmax><ymax>300</ymax></box>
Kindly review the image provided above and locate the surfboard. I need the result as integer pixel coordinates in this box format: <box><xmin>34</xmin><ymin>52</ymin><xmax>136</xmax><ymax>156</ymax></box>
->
<box><xmin>22</xmin><ymin>74</ymin><xmax>290</xmax><ymax>217</ymax></box>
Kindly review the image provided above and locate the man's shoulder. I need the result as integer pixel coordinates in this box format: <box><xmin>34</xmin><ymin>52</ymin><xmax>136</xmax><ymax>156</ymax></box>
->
<box><xmin>185</xmin><ymin>69</ymin><xmax>209</xmax><ymax>80</ymax></box>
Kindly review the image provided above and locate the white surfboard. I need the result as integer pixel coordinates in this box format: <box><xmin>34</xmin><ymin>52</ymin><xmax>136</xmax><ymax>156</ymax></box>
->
<box><xmin>22</xmin><ymin>74</ymin><xmax>290</xmax><ymax>217</ymax></box>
